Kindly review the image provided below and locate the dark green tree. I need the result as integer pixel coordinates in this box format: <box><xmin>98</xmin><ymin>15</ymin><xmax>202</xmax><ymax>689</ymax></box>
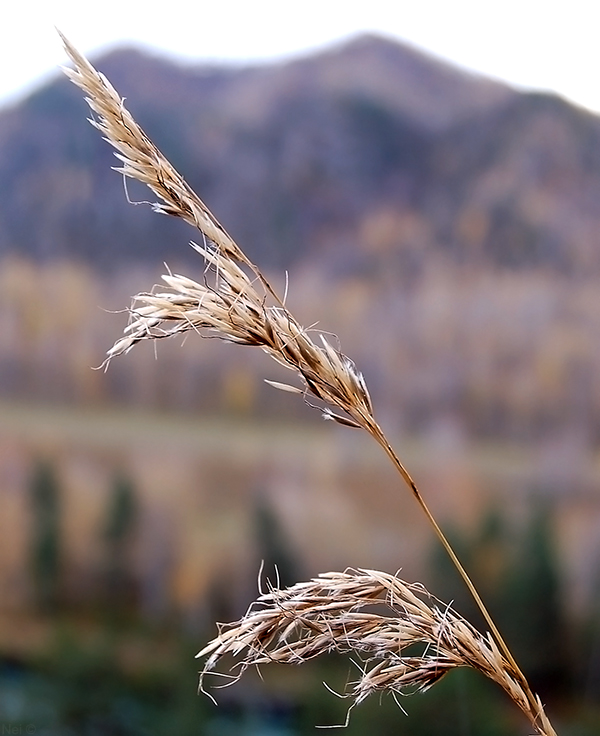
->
<box><xmin>254</xmin><ymin>494</ymin><xmax>300</xmax><ymax>590</ymax></box>
<box><xmin>501</xmin><ymin>498</ymin><xmax>570</xmax><ymax>698</ymax></box>
<box><xmin>102</xmin><ymin>471</ymin><xmax>138</xmax><ymax>613</ymax></box>
<box><xmin>29</xmin><ymin>459</ymin><xmax>62</xmax><ymax>612</ymax></box>
<box><xmin>428</xmin><ymin>508</ymin><xmax>510</xmax><ymax>631</ymax></box>
<box><xmin>581</xmin><ymin>568</ymin><xmax>600</xmax><ymax>705</ymax></box>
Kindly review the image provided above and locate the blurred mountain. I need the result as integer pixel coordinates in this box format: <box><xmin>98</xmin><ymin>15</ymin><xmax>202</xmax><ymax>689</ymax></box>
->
<box><xmin>2</xmin><ymin>33</ymin><xmax>600</xmax><ymax>273</ymax></box>
<box><xmin>426</xmin><ymin>91</ymin><xmax>600</xmax><ymax>272</ymax></box>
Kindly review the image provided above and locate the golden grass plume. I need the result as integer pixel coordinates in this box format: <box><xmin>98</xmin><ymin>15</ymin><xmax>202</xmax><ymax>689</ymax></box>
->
<box><xmin>198</xmin><ymin>568</ymin><xmax>553</xmax><ymax>734</ymax></box>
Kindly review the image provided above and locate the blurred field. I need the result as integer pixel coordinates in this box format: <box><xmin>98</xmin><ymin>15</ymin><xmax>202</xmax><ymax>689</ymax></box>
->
<box><xmin>1</xmin><ymin>398</ymin><xmax>599</xmax><ymax>623</ymax></box>
<box><xmin>0</xmin><ymin>400</ymin><xmax>599</xmax><ymax>733</ymax></box>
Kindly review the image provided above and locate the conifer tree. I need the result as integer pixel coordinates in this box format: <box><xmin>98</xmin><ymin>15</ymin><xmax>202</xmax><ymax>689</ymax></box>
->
<box><xmin>102</xmin><ymin>471</ymin><xmax>137</xmax><ymax>612</ymax></box>
<box><xmin>29</xmin><ymin>459</ymin><xmax>62</xmax><ymax>612</ymax></box>
<box><xmin>502</xmin><ymin>500</ymin><xmax>569</xmax><ymax>696</ymax></box>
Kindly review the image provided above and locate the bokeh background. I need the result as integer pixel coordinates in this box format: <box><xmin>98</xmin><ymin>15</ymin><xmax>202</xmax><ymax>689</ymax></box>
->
<box><xmin>1</xmin><ymin>8</ymin><xmax>600</xmax><ymax>735</ymax></box>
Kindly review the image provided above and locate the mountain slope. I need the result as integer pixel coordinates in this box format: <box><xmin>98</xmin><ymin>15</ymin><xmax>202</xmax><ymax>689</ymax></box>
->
<box><xmin>2</xmin><ymin>33</ymin><xmax>600</xmax><ymax>273</ymax></box>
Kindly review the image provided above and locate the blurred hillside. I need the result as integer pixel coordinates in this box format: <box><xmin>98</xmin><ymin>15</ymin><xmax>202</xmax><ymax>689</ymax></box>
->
<box><xmin>0</xmin><ymin>33</ymin><xmax>516</xmax><ymax>269</ymax></box>
<box><xmin>1</xmin><ymin>34</ymin><xmax>600</xmax><ymax>442</ymax></box>
<box><xmin>3</xmin><ymin>33</ymin><xmax>600</xmax><ymax>274</ymax></box>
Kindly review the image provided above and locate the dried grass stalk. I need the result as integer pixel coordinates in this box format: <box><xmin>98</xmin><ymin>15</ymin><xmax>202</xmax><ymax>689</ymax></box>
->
<box><xmin>58</xmin><ymin>31</ymin><xmax>245</xmax><ymax>267</ymax></box>
<box><xmin>198</xmin><ymin>569</ymin><xmax>555</xmax><ymax>735</ymax></box>
<box><xmin>59</xmin><ymin>31</ymin><xmax>374</xmax><ymax>432</ymax></box>
<box><xmin>60</xmin><ymin>34</ymin><xmax>558</xmax><ymax>736</ymax></box>
<box><xmin>105</xmin><ymin>241</ymin><xmax>374</xmax><ymax>431</ymax></box>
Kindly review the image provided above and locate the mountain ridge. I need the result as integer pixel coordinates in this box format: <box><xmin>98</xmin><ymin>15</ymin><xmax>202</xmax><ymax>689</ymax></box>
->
<box><xmin>1</xmin><ymin>33</ymin><xmax>599</xmax><ymax>273</ymax></box>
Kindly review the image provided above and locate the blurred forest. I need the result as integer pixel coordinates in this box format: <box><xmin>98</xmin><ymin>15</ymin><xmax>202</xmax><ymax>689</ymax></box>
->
<box><xmin>0</xmin><ymin>33</ymin><xmax>599</xmax><ymax>734</ymax></box>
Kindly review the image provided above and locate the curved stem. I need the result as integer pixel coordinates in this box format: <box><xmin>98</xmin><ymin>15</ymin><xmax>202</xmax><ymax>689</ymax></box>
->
<box><xmin>368</xmin><ymin>421</ymin><xmax>557</xmax><ymax>736</ymax></box>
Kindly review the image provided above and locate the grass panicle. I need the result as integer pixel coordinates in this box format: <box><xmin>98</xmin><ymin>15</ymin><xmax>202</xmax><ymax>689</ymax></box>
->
<box><xmin>198</xmin><ymin>568</ymin><xmax>554</xmax><ymax>735</ymax></box>
<box><xmin>60</xmin><ymin>32</ymin><xmax>558</xmax><ymax>736</ymax></box>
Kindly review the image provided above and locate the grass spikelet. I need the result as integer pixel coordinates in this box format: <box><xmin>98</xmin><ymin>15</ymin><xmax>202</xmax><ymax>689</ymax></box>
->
<box><xmin>197</xmin><ymin>569</ymin><xmax>555</xmax><ymax>735</ymax></box>
<box><xmin>102</xmin><ymin>242</ymin><xmax>376</xmax><ymax>431</ymax></box>
<box><xmin>58</xmin><ymin>31</ymin><xmax>246</xmax><ymax>266</ymax></box>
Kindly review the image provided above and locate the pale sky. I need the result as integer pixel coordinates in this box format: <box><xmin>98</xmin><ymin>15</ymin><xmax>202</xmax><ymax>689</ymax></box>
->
<box><xmin>4</xmin><ymin>0</ymin><xmax>600</xmax><ymax>114</ymax></box>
